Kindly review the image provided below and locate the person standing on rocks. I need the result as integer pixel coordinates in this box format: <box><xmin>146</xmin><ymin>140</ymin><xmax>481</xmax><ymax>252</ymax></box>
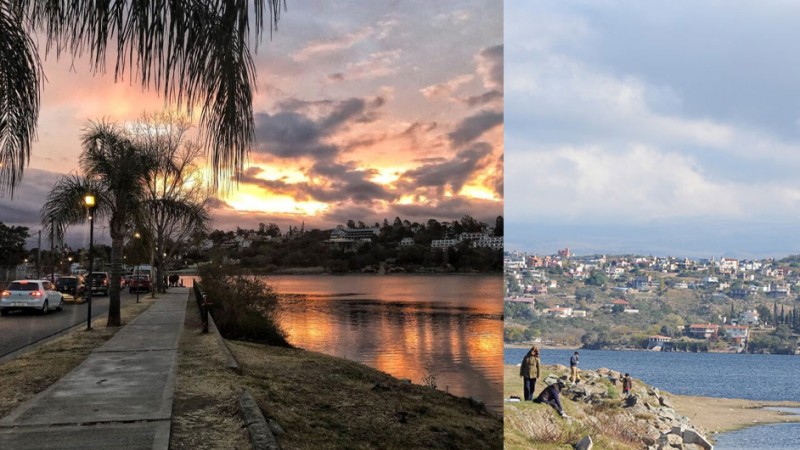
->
<box><xmin>569</xmin><ymin>351</ymin><xmax>581</xmax><ymax>384</ymax></box>
<box><xmin>533</xmin><ymin>380</ymin><xmax>570</xmax><ymax>418</ymax></box>
<box><xmin>622</xmin><ymin>373</ymin><xmax>632</xmax><ymax>396</ymax></box>
<box><xmin>519</xmin><ymin>345</ymin><xmax>541</xmax><ymax>401</ymax></box>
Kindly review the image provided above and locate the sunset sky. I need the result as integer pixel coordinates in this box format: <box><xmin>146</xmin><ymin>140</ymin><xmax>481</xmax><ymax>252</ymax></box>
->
<box><xmin>1</xmin><ymin>1</ymin><xmax>502</xmax><ymax>247</ymax></box>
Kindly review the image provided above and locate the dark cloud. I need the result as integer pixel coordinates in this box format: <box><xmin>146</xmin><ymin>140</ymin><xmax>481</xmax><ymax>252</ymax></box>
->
<box><xmin>478</xmin><ymin>44</ymin><xmax>503</xmax><ymax>90</ymax></box>
<box><xmin>328</xmin><ymin>72</ymin><xmax>346</xmax><ymax>82</ymax></box>
<box><xmin>307</xmin><ymin>161</ymin><xmax>395</xmax><ymax>203</ymax></box>
<box><xmin>391</xmin><ymin>196</ymin><xmax>502</xmax><ymax>226</ymax></box>
<box><xmin>253</xmin><ymin>111</ymin><xmax>340</xmax><ymax>159</ymax></box>
<box><xmin>399</xmin><ymin>143</ymin><xmax>493</xmax><ymax>194</ymax></box>
<box><xmin>206</xmin><ymin>197</ymin><xmax>234</xmax><ymax>210</ymax></box>
<box><xmin>493</xmin><ymin>154</ymin><xmax>504</xmax><ymax>197</ymax></box>
<box><xmin>253</xmin><ymin>97</ymin><xmax>384</xmax><ymax>159</ymax></box>
<box><xmin>464</xmin><ymin>90</ymin><xmax>503</xmax><ymax>107</ymax></box>
<box><xmin>448</xmin><ymin>110</ymin><xmax>503</xmax><ymax>147</ymax></box>
<box><xmin>401</xmin><ymin>121</ymin><xmax>438</xmax><ymax>137</ymax></box>
<box><xmin>0</xmin><ymin>168</ymin><xmax>65</xmax><ymax>227</ymax></box>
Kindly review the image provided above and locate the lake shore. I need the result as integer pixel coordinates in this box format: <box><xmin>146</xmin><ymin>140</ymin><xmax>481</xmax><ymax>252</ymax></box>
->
<box><xmin>671</xmin><ymin>395</ymin><xmax>800</xmax><ymax>434</ymax></box>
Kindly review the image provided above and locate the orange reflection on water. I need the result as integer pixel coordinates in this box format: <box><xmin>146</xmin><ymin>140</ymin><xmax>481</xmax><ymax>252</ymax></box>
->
<box><xmin>271</xmin><ymin>275</ymin><xmax>503</xmax><ymax>409</ymax></box>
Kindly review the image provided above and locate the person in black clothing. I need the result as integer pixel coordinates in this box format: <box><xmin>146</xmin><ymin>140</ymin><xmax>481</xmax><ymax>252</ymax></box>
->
<box><xmin>533</xmin><ymin>380</ymin><xmax>569</xmax><ymax>418</ymax></box>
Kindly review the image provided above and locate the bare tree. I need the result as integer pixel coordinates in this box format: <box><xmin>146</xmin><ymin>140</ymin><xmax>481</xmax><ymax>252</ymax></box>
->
<box><xmin>134</xmin><ymin>112</ymin><xmax>211</xmax><ymax>294</ymax></box>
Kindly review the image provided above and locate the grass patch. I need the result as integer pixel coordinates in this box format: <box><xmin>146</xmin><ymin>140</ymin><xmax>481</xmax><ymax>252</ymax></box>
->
<box><xmin>229</xmin><ymin>341</ymin><xmax>502</xmax><ymax>449</ymax></box>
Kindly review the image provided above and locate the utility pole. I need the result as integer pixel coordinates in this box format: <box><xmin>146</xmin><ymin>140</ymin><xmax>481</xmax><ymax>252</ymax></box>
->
<box><xmin>37</xmin><ymin>229</ymin><xmax>41</xmax><ymax>279</ymax></box>
<box><xmin>50</xmin><ymin>222</ymin><xmax>55</xmax><ymax>284</ymax></box>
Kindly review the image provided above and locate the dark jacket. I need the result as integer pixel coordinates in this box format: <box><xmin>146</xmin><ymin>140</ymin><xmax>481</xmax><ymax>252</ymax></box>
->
<box><xmin>520</xmin><ymin>352</ymin><xmax>541</xmax><ymax>379</ymax></box>
<box><xmin>536</xmin><ymin>383</ymin><xmax>561</xmax><ymax>403</ymax></box>
<box><xmin>623</xmin><ymin>377</ymin><xmax>632</xmax><ymax>391</ymax></box>
<box><xmin>569</xmin><ymin>354</ymin><xmax>579</xmax><ymax>367</ymax></box>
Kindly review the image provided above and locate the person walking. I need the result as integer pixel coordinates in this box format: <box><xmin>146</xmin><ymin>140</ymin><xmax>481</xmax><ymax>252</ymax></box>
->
<box><xmin>569</xmin><ymin>351</ymin><xmax>580</xmax><ymax>384</ymax></box>
<box><xmin>534</xmin><ymin>380</ymin><xmax>570</xmax><ymax>418</ymax></box>
<box><xmin>519</xmin><ymin>345</ymin><xmax>541</xmax><ymax>401</ymax></box>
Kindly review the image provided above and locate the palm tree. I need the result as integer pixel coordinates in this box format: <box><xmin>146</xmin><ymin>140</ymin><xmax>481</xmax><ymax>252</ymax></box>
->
<box><xmin>42</xmin><ymin>121</ymin><xmax>157</xmax><ymax>327</ymax></box>
<box><xmin>1</xmin><ymin>1</ymin><xmax>286</xmax><ymax>196</ymax></box>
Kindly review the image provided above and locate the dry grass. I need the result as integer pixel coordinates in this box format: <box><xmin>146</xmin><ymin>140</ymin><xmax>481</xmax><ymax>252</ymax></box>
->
<box><xmin>169</xmin><ymin>295</ymin><xmax>250</xmax><ymax>450</ymax></box>
<box><xmin>227</xmin><ymin>341</ymin><xmax>503</xmax><ymax>450</ymax></box>
<box><xmin>503</xmin><ymin>365</ymin><xmax>642</xmax><ymax>450</ymax></box>
<box><xmin>0</xmin><ymin>298</ymin><xmax>156</xmax><ymax>419</ymax></box>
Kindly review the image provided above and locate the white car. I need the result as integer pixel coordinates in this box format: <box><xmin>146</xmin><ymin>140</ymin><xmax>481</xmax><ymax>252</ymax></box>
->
<box><xmin>1</xmin><ymin>280</ymin><xmax>64</xmax><ymax>315</ymax></box>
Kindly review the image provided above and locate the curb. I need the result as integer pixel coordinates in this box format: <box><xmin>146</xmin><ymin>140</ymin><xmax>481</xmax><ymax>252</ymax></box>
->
<box><xmin>207</xmin><ymin>313</ymin><xmax>242</xmax><ymax>374</ymax></box>
<box><xmin>239</xmin><ymin>390</ymin><xmax>281</xmax><ymax>450</ymax></box>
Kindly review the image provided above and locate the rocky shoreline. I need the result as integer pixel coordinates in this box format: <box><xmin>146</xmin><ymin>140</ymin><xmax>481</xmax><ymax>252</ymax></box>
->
<box><xmin>505</xmin><ymin>364</ymin><xmax>715</xmax><ymax>449</ymax></box>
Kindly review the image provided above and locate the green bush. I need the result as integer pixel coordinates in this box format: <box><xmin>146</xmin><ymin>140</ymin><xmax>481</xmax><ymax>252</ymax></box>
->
<box><xmin>199</xmin><ymin>264</ymin><xmax>290</xmax><ymax>347</ymax></box>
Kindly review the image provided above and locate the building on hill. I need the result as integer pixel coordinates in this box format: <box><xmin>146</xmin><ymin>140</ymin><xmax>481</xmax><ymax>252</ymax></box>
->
<box><xmin>687</xmin><ymin>323</ymin><xmax>719</xmax><ymax>339</ymax></box>
<box><xmin>648</xmin><ymin>335</ymin><xmax>672</xmax><ymax>350</ymax></box>
<box><xmin>740</xmin><ymin>309</ymin><xmax>760</xmax><ymax>326</ymax></box>
<box><xmin>400</xmin><ymin>237</ymin><xmax>415</xmax><ymax>247</ymax></box>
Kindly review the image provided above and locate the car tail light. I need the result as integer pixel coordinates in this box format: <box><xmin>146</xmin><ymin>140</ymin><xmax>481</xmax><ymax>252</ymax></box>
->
<box><xmin>1</xmin><ymin>291</ymin><xmax>9</xmax><ymax>297</ymax></box>
<box><xmin>30</xmin><ymin>291</ymin><xmax>43</xmax><ymax>297</ymax></box>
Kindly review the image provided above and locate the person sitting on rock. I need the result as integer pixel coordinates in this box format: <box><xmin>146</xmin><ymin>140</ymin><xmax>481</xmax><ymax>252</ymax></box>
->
<box><xmin>519</xmin><ymin>345</ymin><xmax>541</xmax><ymax>401</ymax></box>
<box><xmin>622</xmin><ymin>373</ymin><xmax>633</xmax><ymax>396</ymax></box>
<box><xmin>533</xmin><ymin>380</ymin><xmax>569</xmax><ymax>418</ymax></box>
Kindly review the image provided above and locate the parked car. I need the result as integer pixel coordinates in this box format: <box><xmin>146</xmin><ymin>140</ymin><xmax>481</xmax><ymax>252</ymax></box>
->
<box><xmin>88</xmin><ymin>272</ymin><xmax>110</xmax><ymax>296</ymax></box>
<box><xmin>1</xmin><ymin>279</ymin><xmax>64</xmax><ymax>315</ymax></box>
<box><xmin>128</xmin><ymin>275</ymin><xmax>151</xmax><ymax>294</ymax></box>
<box><xmin>56</xmin><ymin>275</ymin><xmax>85</xmax><ymax>297</ymax></box>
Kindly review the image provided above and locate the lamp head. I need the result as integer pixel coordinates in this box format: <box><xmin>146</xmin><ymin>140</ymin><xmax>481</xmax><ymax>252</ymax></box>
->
<box><xmin>84</xmin><ymin>194</ymin><xmax>96</xmax><ymax>208</ymax></box>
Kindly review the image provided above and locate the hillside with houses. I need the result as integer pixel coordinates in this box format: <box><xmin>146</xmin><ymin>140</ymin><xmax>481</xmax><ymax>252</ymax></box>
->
<box><xmin>505</xmin><ymin>249</ymin><xmax>800</xmax><ymax>354</ymax></box>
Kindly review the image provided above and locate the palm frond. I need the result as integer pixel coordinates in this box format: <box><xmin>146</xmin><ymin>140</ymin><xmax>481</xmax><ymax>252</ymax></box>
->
<box><xmin>26</xmin><ymin>0</ymin><xmax>287</xmax><ymax>190</ymax></box>
<box><xmin>0</xmin><ymin>3</ymin><xmax>42</xmax><ymax>196</ymax></box>
<box><xmin>40</xmin><ymin>174</ymin><xmax>105</xmax><ymax>242</ymax></box>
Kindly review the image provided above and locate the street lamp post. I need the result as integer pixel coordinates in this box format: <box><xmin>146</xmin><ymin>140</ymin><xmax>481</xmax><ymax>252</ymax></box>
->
<box><xmin>134</xmin><ymin>232</ymin><xmax>141</xmax><ymax>303</ymax></box>
<box><xmin>84</xmin><ymin>194</ymin><xmax>96</xmax><ymax>331</ymax></box>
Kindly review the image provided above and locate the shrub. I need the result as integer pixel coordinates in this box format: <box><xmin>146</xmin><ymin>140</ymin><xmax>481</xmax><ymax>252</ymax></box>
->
<box><xmin>199</xmin><ymin>264</ymin><xmax>290</xmax><ymax>347</ymax></box>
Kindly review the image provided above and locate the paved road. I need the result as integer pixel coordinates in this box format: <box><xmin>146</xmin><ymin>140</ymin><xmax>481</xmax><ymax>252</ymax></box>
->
<box><xmin>0</xmin><ymin>290</ymin><xmax>154</xmax><ymax>360</ymax></box>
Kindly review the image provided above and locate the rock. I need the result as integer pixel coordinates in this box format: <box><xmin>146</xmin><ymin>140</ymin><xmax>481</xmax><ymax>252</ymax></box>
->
<box><xmin>624</xmin><ymin>394</ymin><xmax>639</xmax><ymax>407</ymax></box>
<box><xmin>659</xmin><ymin>395</ymin><xmax>674</xmax><ymax>408</ymax></box>
<box><xmin>671</xmin><ymin>425</ymin><xmax>686</xmax><ymax>436</ymax></box>
<box><xmin>597</xmin><ymin>367</ymin><xmax>611</xmax><ymax>375</ymax></box>
<box><xmin>544</xmin><ymin>375</ymin><xmax>560</xmax><ymax>385</ymax></box>
<box><xmin>267</xmin><ymin>419</ymin><xmax>285</xmax><ymax>436</ymax></box>
<box><xmin>665</xmin><ymin>433</ymin><xmax>683</xmax><ymax>447</ymax></box>
<box><xmin>648</xmin><ymin>387</ymin><xmax>661</xmax><ymax>398</ymax></box>
<box><xmin>682</xmin><ymin>429</ymin><xmax>713</xmax><ymax>450</ymax></box>
<box><xmin>575</xmin><ymin>435</ymin><xmax>593</xmax><ymax>450</ymax></box>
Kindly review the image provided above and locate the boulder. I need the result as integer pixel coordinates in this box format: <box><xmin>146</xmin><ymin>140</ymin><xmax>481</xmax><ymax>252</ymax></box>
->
<box><xmin>665</xmin><ymin>432</ymin><xmax>684</xmax><ymax>448</ymax></box>
<box><xmin>659</xmin><ymin>395</ymin><xmax>674</xmax><ymax>408</ymax></box>
<box><xmin>575</xmin><ymin>435</ymin><xmax>593</xmax><ymax>450</ymax></box>
<box><xmin>682</xmin><ymin>429</ymin><xmax>713</xmax><ymax>450</ymax></box>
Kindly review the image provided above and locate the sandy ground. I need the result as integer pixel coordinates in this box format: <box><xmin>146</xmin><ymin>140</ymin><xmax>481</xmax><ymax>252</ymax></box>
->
<box><xmin>670</xmin><ymin>395</ymin><xmax>800</xmax><ymax>433</ymax></box>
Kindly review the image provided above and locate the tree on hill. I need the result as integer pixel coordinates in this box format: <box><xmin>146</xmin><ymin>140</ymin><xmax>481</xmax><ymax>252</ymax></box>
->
<box><xmin>1</xmin><ymin>1</ymin><xmax>286</xmax><ymax>194</ymax></box>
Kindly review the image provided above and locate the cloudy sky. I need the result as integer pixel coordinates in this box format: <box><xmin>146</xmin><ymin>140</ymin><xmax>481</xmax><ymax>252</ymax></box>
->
<box><xmin>506</xmin><ymin>0</ymin><xmax>800</xmax><ymax>259</ymax></box>
<box><xmin>1</xmin><ymin>1</ymin><xmax>502</xmax><ymax>248</ymax></box>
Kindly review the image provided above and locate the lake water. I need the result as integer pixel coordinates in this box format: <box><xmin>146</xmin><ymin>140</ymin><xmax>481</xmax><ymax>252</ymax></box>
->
<box><xmin>504</xmin><ymin>347</ymin><xmax>800</xmax><ymax>448</ymax></box>
<box><xmin>264</xmin><ymin>275</ymin><xmax>503</xmax><ymax>411</ymax></box>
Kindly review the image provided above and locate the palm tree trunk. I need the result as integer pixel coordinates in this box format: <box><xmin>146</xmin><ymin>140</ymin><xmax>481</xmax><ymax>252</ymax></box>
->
<box><xmin>107</xmin><ymin>228</ymin><xmax>124</xmax><ymax>327</ymax></box>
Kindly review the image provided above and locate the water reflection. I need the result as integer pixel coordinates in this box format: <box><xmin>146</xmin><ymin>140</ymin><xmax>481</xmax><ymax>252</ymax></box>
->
<box><xmin>268</xmin><ymin>275</ymin><xmax>503</xmax><ymax>411</ymax></box>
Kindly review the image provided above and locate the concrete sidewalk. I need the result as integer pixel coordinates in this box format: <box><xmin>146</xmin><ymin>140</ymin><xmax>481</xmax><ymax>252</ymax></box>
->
<box><xmin>0</xmin><ymin>289</ymin><xmax>189</xmax><ymax>450</ymax></box>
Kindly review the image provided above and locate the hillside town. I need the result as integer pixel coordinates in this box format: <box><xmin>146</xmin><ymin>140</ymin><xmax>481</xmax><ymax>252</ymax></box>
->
<box><xmin>504</xmin><ymin>249</ymin><xmax>800</xmax><ymax>354</ymax></box>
